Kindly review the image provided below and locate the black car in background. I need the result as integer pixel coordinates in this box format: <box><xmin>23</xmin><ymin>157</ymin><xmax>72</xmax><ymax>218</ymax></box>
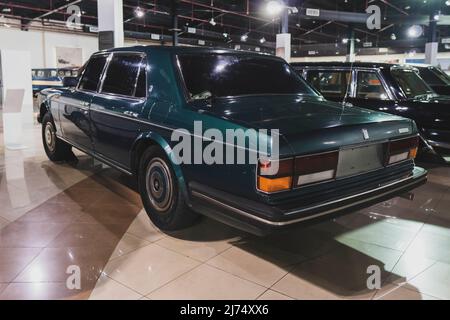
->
<box><xmin>412</xmin><ymin>65</ymin><xmax>450</xmax><ymax>96</ymax></box>
<box><xmin>292</xmin><ymin>62</ymin><xmax>450</xmax><ymax>156</ymax></box>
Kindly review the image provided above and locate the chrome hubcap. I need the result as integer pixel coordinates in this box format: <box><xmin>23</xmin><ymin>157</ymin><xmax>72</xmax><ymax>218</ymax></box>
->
<box><xmin>145</xmin><ymin>158</ymin><xmax>173</xmax><ymax>212</ymax></box>
<box><xmin>45</xmin><ymin>123</ymin><xmax>56</xmax><ymax>152</ymax></box>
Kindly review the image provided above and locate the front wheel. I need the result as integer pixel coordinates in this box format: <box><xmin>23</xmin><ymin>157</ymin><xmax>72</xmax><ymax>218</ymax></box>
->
<box><xmin>138</xmin><ymin>146</ymin><xmax>199</xmax><ymax>231</ymax></box>
<box><xmin>41</xmin><ymin>113</ymin><xmax>73</xmax><ymax>162</ymax></box>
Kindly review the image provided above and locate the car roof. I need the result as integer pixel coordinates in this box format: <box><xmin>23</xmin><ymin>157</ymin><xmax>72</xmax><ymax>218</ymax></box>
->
<box><xmin>95</xmin><ymin>45</ymin><xmax>282</xmax><ymax>60</ymax></box>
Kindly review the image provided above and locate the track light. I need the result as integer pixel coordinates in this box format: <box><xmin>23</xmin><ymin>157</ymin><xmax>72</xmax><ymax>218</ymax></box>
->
<box><xmin>209</xmin><ymin>18</ymin><xmax>216</xmax><ymax>26</ymax></box>
<box><xmin>266</xmin><ymin>0</ymin><xmax>284</xmax><ymax>17</ymax></box>
<box><xmin>259</xmin><ymin>37</ymin><xmax>266</xmax><ymax>44</ymax></box>
<box><xmin>390</xmin><ymin>33</ymin><xmax>397</xmax><ymax>40</ymax></box>
<box><xmin>407</xmin><ymin>25</ymin><xmax>423</xmax><ymax>38</ymax></box>
<box><xmin>241</xmin><ymin>34</ymin><xmax>248</xmax><ymax>42</ymax></box>
<box><xmin>135</xmin><ymin>7</ymin><xmax>145</xmax><ymax>18</ymax></box>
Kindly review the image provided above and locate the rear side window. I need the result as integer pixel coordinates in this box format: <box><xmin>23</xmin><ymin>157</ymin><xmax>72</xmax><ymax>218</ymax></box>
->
<box><xmin>356</xmin><ymin>71</ymin><xmax>389</xmax><ymax>100</ymax></box>
<box><xmin>79</xmin><ymin>55</ymin><xmax>108</xmax><ymax>92</ymax></box>
<box><xmin>306</xmin><ymin>70</ymin><xmax>351</xmax><ymax>99</ymax></box>
<box><xmin>79</xmin><ymin>56</ymin><xmax>107</xmax><ymax>91</ymax></box>
<box><xmin>101</xmin><ymin>54</ymin><xmax>145</xmax><ymax>97</ymax></box>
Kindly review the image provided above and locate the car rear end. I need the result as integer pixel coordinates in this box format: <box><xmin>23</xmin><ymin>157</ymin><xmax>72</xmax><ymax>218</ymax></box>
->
<box><xmin>191</xmin><ymin>114</ymin><xmax>427</xmax><ymax>236</ymax></box>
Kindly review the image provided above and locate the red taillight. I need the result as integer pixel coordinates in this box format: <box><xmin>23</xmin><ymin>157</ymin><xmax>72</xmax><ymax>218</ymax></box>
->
<box><xmin>388</xmin><ymin>136</ymin><xmax>419</xmax><ymax>165</ymax></box>
<box><xmin>257</xmin><ymin>152</ymin><xmax>340</xmax><ymax>193</ymax></box>
<box><xmin>294</xmin><ymin>151</ymin><xmax>339</xmax><ymax>187</ymax></box>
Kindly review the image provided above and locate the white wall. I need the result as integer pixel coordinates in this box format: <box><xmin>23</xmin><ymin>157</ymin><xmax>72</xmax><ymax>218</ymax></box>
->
<box><xmin>0</xmin><ymin>19</ymin><xmax>156</xmax><ymax>69</ymax></box>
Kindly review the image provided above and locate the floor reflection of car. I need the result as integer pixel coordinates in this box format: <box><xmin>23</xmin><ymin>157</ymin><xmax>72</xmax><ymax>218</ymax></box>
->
<box><xmin>411</xmin><ymin>64</ymin><xmax>450</xmax><ymax>96</ymax></box>
<box><xmin>37</xmin><ymin>47</ymin><xmax>426</xmax><ymax>236</ymax></box>
<box><xmin>292</xmin><ymin>62</ymin><xmax>450</xmax><ymax>155</ymax></box>
<box><xmin>32</xmin><ymin>68</ymin><xmax>79</xmax><ymax>95</ymax></box>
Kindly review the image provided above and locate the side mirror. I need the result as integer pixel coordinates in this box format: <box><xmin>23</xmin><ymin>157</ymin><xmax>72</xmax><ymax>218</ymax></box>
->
<box><xmin>63</xmin><ymin>76</ymin><xmax>79</xmax><ymax>88</ymax></box>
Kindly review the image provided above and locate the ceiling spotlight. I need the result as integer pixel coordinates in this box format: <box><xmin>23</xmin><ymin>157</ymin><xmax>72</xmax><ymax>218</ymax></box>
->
<box><xmin>134</xmin><ymin>7</ymin><xmax>145</xmax><ymax>18</ymax></box>
<box><xmin>209</xmin><ymin>18</ymin><xmax>216</xmax><ymax>26</ymax></box>
<box><xmin>241</xmin><ymin>34</ymin><xmax>248</xmax><ymax>42</ymax></box>
<box><xmin>407</xmin><ymin>25</ymin><xmax>423</xmax><ymax>38</ymax></box>
<box><xmin>446</xmin><ymin>1</ymin><xmax>450</xmax><ymax>6</ymax></box>
<box><xmin>390</xmin><ymin>33</ymin><xmax>397</xmax><ymax>40</ymax></box>
<box><xmin>223</xmin><ymin>33</ymin><xmax>229</xmax><ymax>38</ymax></box>
<box><xmin>433</xmin><ymin>14</ymin><xmax>440</xmax><ymax>21</ymax></box>
<box><xmin>266</xmin><ymin>0</ymin><xmax>284</xmax><ymax>17</ymax></box>
<box><xmin>259</xmin><ymin>37</ymin><xmax>266</xmax><ymax>44</ymax></box>
<box><xmin>342</xmin><ymin>38</ymin><xmax>348</xmax><ymax>44</ymax></box>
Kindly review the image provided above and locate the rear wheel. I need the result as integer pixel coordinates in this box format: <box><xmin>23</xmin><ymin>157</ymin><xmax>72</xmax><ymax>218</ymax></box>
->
<box><xmin>138</xmin><ymin>146</ymin><xmax>199</xmax><ymax>231</ymax></box>
<box><xmin>41</xmin><ymin>113</ymin><xmax>72</xmax><ymax>162</ymax></box>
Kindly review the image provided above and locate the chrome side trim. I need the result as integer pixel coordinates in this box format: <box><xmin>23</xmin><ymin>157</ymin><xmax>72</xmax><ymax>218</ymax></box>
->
<box><xmin>427</xmin><ymin>140</ymin><xmax>450</xmax><ymax>150</ymax></box>
<box><xmin>192</xmin><ymin>170</ymin><xmax>427</xmax><ymax>227</ymax></box>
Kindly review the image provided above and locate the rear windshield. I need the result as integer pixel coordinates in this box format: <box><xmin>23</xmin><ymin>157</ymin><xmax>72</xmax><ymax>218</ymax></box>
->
<box><xmin>391</xmin><ymin>69</ymin><xmax>435</xmax><ymax>99</ymax></box>
<box><xmin>178</xmin><ymin>54</ymin><xmax>317</xmax><ymax>100</ymax></box>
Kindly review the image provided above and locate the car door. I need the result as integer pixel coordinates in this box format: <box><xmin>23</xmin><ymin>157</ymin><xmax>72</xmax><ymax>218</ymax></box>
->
<box><xmin>305</xmin><ymin>69</ymin><xmax>352</xmax><ymax>103</ymax></box>
<box><xmin>58</xmin><ymin>54</ymin><xmax>109</xmax><ymax>151</ymax></box>
<box><xmin>346</xmin><ymin>70</ymin><xmax>395</xmax><ymax>113</ymax></box>
<box><xmin>89</xmin><ymin>52</ymin><xmax>147</xmax><ymax>169</ymax></box>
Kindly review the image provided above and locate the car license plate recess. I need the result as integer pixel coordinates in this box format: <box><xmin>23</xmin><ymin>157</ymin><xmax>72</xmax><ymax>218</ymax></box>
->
<box><xmin>336</xmin><ymin>144</ymin><xmax>384</xmax><ymax>178</ymax></box>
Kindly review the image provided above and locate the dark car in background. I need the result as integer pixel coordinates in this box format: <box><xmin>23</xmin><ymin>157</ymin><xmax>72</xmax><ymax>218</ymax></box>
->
<box><xmin>36</xmin><ymin>48</ymin><xmax>427</xmax><ymax>236</ymax></box>
<box><xmin>292</xmin><ymin>62</ymin><xmax>450</xmax><ymax>155</ymax></box>
<box><xmin>412</xmin><ymin>64</ymin><xmax>450</xmax><ymax>96</ymax></box>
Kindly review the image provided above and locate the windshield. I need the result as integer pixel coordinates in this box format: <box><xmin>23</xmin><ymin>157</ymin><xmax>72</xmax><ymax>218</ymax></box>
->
<box><xmin>391</xmin><ymin>68</ymin><xmax>435</xmax><ymax>99</ymax></box>
<box><xmin>178</xmin><ymin>54</ymin><xmax>317</xmax><ymax>100</ymax></box>
<box><xmin>423</xmin><ymin>67</ymin><xmax>450</xmax><ymax>86</ymax></box>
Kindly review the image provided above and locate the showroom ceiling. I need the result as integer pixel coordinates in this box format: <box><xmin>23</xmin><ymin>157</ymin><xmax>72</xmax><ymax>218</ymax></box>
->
<box><xmin>1</xmin><ymin>0</ymin><xmax>450</xmax><ymax>56</ymax></box>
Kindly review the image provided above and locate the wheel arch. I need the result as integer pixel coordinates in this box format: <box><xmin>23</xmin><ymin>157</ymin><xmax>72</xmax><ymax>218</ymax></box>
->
<box><xmin>38</xmin><ymin>101</ymin><xmax>50</xmax><ymax>124</ymax></box>
<box><xmin>131</xmin><ymin>132</ymin><xmax>190</xmax><ymax>201</ymax></box>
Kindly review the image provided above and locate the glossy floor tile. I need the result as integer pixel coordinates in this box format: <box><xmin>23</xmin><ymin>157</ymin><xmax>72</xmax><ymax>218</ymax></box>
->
<box><xmin>103</xmin><ymin>244</ymin><xmax>200</xmax><ymax>295</ymax></box>
<box><xmin>146</xmin><ymin>264</ymin><xmax>266</xmax><ymax>300</ymax></box>
<box><xmin>0</xmin><ymin>122</ymin><xmax>450</xmax><ymax>300</ymax></box>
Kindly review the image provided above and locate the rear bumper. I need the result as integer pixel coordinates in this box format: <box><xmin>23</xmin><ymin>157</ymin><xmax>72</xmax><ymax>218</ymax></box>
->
<box><xmin>190</xmin><ymin>166</ymin><xmax>428</xmax><ymax>236</ymax></box>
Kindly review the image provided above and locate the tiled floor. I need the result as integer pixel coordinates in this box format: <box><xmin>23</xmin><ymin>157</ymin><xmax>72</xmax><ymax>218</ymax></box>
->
<box><xmin>0</xmin><ymin>121</ymin><xmax>449</xmax><ymax>300</ymax></box>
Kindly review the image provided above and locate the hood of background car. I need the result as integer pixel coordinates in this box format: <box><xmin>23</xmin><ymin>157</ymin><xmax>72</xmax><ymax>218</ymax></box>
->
<box><xmin>196</xmin><ymin>95</ymin><xmax>415</xmax><ymax>155</ymax></box>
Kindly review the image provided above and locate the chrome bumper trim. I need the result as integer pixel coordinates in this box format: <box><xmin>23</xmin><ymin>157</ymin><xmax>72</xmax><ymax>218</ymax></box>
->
<box><xmin>192</xmin><ymin>168</ymin><xmax>427</xmax><ymax>227</ymax></box>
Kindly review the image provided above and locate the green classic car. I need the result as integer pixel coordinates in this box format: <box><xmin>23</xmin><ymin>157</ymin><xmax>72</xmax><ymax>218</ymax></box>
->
<box><xmin>37</xmin><ymin>46</ymin><xmax>427</xmax><ymax>236</ymax></box>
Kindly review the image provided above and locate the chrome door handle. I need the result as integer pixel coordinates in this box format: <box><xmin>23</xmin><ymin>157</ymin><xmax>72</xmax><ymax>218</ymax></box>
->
<box><xmin>123</xmin><ymin>111</ymin><xmax>139</xmax><ymax>118</ymax></box>
<box><xmin>80</xmin><ymin>102</ymin><xmax>90</xmax><ymax>107</ymax></box>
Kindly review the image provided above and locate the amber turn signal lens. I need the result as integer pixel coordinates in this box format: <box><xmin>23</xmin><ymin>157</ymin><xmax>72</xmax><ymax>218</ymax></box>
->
<box><xmin>257</xmin><ymin>176</ymin><xmax>292</xmax><ymax>193</ymax></box>
<box><xmin>409</xmin><ymin>147</ymin><xmax>418</xmax><ymax>159</ymax></box>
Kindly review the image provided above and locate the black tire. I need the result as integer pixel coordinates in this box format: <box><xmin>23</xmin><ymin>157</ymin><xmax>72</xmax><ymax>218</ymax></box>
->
<box><xmin>138</xmin><ymin>146</ymin><xmax>199</xmax><ymax>231</ymax></box>
<box><xmin>41</xmin><ymin>113</ymin><xmax>73</xmax><ymax>162</ymax></box>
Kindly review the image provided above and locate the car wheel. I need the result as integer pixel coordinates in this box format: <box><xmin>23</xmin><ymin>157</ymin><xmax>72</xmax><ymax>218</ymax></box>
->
<box><xmin>138</xmin><ymin>146</ymin><xmax>199</xmax><ymax>231</ymax></box>
<box><xmin>41</xmin><ymin>113</ymin><xmax>72</xmax><ymax>162</ymax></box>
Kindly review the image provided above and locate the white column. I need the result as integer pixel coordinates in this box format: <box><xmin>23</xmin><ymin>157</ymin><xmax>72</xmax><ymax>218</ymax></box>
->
<box><xmin>425</xmin><ymin>42</ymin><xmax>438</xmax><ymax>66</ymax></box>
<box><xmin>1</xmin><ymin>50</ymin><xmax>33</xmax><ymax>150</ymax></box>
<box><xmin>276</xmin><ymin>33</ymin><xmax>291</xmax><ymax>62</ymax></box>
<box><xmin>97</xmin><ymin>0</ymin><xmax>124</xmax><ymax>49</ymax></box>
